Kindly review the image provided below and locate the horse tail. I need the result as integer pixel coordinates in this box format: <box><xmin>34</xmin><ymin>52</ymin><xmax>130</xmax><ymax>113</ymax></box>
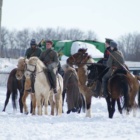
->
<box><xmin>135</xmin><ymin>75</ymin><xmax>140</xmax><ymax>108</ymax></box>
<box><xmin>121</xmin><ymin>77</ymin><xmax>129</xmax><ymax>109</ymax></box>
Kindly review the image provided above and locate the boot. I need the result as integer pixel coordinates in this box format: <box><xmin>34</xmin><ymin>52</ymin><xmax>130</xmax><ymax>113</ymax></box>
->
<box><xmin>50</xmin><ymin>71</ymin><xmax>57</xmax><ymax>94</ymax></box>
<box><xmin>93</xmin><ymin>80</ymin><xmax>101</xmax><ymax>98</ymax></box>
<box><xmin>102</xmin><ymin>80</ymin><xmax>108</xmax><ymax>98</ymax></box>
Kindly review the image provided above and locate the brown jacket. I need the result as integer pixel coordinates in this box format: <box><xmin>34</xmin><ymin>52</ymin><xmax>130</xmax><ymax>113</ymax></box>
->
<box><xmin>40</xmin><ymin>48</ymin><xmax>59</xmax><ymax>68</ymax></box>
<box><xmin>107</xmin><ymin>50</ymin><xmax>125</xmax><ymax>69</ymax></box>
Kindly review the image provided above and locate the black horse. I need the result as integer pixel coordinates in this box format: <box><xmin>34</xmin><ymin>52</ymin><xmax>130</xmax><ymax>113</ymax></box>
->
<box><xmin>2</xmin><ymin>68</ymin><xmax>23</xmax><ymax>113</ymax></box>
<box><xmin>87</xmin><ymin>63</ymin><xmax>130</xmax><ymax>118</ymax></box>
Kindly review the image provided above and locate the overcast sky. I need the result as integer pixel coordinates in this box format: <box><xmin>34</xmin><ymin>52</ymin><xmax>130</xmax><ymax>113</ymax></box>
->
<box><xmin>2</xmin><ymin>0</ymin><xmax>140</xmax><ymax>41</ymax></box>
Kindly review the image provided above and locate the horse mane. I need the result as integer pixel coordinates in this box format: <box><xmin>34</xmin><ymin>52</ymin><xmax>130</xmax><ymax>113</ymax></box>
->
<box><xmin>28</xmin><ymin>57</ymin><xmax>46</xmax><ymax>69</ymax></box>
<box><xmin>17</xmin><ymin>57</ymin><xmax>26</xmax><ymax>70</ymax></box>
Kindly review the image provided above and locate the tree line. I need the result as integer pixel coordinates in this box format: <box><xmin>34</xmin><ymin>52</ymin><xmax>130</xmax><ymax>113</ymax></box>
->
<box><xmin>0</xmin><ymin>27</ymin><xmax>140</xmax><ymax>61</ymax></box>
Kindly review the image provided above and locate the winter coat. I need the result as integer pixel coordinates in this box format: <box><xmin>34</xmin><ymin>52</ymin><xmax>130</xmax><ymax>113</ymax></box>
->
<box><xmin>40</xmin><ymin>48</ymin><xmax>59</xmax><ymax>69</ymax></box>
<box><xmin>25</xmin><ymin>47</ymin><xmax>41</xmax><ymax>59</ymax></box>
<box><xmin>63</xmin><ymin>67</ymin><xmax>81</xmax><ymax>110</ymax></box>
<box><xmin>107</xmin><ymin>50</ymin><xmax>125</xmax><ymax>69</ymax></box>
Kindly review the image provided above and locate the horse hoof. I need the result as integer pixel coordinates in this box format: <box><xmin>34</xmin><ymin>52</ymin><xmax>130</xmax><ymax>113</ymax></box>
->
<box><xmin>67</xmin><ymin>110</ymin><xmax>71</xmax><ymax>114</ymax></box>
<box><xmin>119</xmin><ymin>110</ymin><xmax>122</xmax><ymax>114</ymax></box>
<box><xmin>25</xmin><ymin>112</ymin><xmax>28</xmax><ymax>115</ymax></box>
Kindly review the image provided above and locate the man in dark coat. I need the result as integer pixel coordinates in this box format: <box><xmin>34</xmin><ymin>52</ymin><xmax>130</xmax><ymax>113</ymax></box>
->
<box><xmin>63</xmin><ymin>64</ymin><xmax>82</xmax><ymax>114</ymax></box>
<box><xmin>94</xmin><ymin>38</ymin><xmax>113</xmax><ymax>97</ymax></box>
<box><xmin>25</xmin><ymin>39</ymin><xmax>41</xmax><ymax>59</ymax></box>
<box><xmin>24</xmin><ymin>39</ymin><xmax>42</xmax><ymax>93</ymax></box>
<box><xmin>40</xmin><ymin>40</ymin><xmax>59</xmax><ymax>94</ymax></box>
<box><xmin>102</xmin><ymin>41</ymin><xmax>125</xmax><ymax>97</ymax></box>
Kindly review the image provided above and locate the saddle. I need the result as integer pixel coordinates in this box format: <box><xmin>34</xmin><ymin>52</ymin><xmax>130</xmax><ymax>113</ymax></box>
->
<box><xmin>112</xmin><ymin>68</ymin><xmax>127</xmax><ymax>76</ymax></box>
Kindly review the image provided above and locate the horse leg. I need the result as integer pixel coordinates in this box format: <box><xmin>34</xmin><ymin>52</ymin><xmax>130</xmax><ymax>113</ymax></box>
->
<box><xmin>31</xmin><ymin>94</ymin><xmax>36</xmax><ymax>115</ymax></box>
<box><xmin>110</xmin><ymin>99</ymin><xmax>116</xmax><ymax>118</ymax></box>
<box><xmin>55</xmin><ymin>92</ymin><xmax>62</xmax><ymax>115</ymax></box>
<box><xmin>19</xmin><ymin>90</ymin><xmax>23</xmax><ymax>113</ymax></box>
<box><xmin>85</xmin><ymin>95</ymin><xmax>92</xmax><ymax>117</ymax></box>
<box><xmin>36</xmin><ymin>95</ymin><xmax>42</xmax><ymax>115</ymax></box>
<box><xmin>106</xmin><ymin>96</ymin><xmax>113</xmax><ymax>118</ymax></box>
<box><xmin>132</xmin><ymin>101</ymin><xmax>137</xmax><ymax>117</ymax></box>
<box><xmin>22</xmin><ymin>91</ymin><xmax>29</xmax><ymax>114</ymax></box>
<box><xmin>44</xmin><ymin>96</ymin><xmax>49</xmax><ymax>115</ymax></box>
<box><xmin>117</xmin><ymin>99</ymin><xmax>122</xmax><ymax>114</ymax></box>
<box><xmin>62</xmin><ymin>89</ymin><xmax>66</xmax><ymax>113</ymax></box>
<box><xmin>49</xmin><ymin>94</ymin><xmax>55</xmax><ymax>115</ymax></box>
<box><xmin>2</xmin><ymin>90</ymin><xmax>11</xmax><ymax>112</ymax></box>
<box><xmin>12</xmin><ymin>89</ymin><xmax>18</xmax><ymax>113</ymax></box>
<box><xmin>30</xmin><ymin>101</ymin><xmax>33</xmax><ymax>114</ymax></box>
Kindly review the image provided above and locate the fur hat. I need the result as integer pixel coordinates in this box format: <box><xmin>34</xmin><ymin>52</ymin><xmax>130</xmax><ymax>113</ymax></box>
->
<box><xmin>110</xmin><ymin>41</ymin><xmax>117</xmax><ymax>48</ymax></box>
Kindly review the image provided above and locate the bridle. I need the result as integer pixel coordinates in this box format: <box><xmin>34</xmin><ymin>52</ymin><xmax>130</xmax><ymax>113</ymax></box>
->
<box><xmin>25</xmin><ymin>61</ymin><xmax>43</xmax><ymax>78</ymax></box>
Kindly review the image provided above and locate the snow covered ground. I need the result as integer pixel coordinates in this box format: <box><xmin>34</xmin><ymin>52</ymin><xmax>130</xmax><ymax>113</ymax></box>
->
<box><xmin>0</xmin><ymin>58</ymin><xmax>140</xmax><ymax>140</ymax></box>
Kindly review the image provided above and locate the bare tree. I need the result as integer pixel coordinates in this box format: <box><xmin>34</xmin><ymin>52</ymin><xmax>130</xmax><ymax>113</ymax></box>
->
<box><xmin>85</xmin><ymin>30</ymin><xmax>98</xmax><ymax>40</ymax></box>
<box><xmin>118</xmin><ymin>32</ymin><xmax>140</xmax><ymax>61</ymax></box>
<box><xmin>0</xmin><ymin>0</ymin><xmax>3</xmax><ymax>54</ymax></box>
<box><xmin>15</xmin><ymin>29</ymin><xmax>31</xmax><ymax>56</ymax></box>
<box><xmin>0</xmin><ymin>27</ymin><xmax>9</xmax><ymax>57</ymax></box>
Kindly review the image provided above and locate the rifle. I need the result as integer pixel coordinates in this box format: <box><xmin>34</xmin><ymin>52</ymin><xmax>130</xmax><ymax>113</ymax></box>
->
<box><xmin>57</xmin><ymin>46</ymin><xmax>64</xmax><ymax>53</ymax></box>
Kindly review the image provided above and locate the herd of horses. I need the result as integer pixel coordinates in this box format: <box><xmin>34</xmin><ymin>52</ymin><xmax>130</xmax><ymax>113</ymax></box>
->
<box><xmin>2</xmin><ymin>48</ymin><xmax>140</xmax><ymax>118</ymax></box>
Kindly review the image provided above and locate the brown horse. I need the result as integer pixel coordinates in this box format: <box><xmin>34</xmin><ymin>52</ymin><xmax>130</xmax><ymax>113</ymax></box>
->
<box><xmin>22</xmin><ymin>77</ymin><xmax>36</xmax><ymax>115</ymax></box>
<box><xmin>67</xmin><ymin>48</ymin><xmax>96</xmax><ymax>117</ymax></box>
<box><xmin>88</xmin><ymin>63</ymin><xmax>140</xmax><ymax>118</ymax></box>
<box><xmin>2</xmin><ymin>68</ymin><xmax>23</xmax><ymax>113</ymax></box>
<box><xmin>15</xmin><ymin>57</ymin><xmax>34</xmax><ymax>114</ymax></box>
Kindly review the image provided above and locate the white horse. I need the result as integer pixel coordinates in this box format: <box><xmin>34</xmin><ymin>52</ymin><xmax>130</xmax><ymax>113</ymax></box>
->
<box><xmin>24</xmin><ymin>56</ymin><xmax>63</xmax><ymax>116</ymax></box>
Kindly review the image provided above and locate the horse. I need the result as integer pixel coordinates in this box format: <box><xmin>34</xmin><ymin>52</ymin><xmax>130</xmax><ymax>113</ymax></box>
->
<box><xmin>2</xmin><ymin>68</ymin><xmax>23</xmax><ymax>113</ymax></box>
<box><xmin>67</xmin><ymin>48</ymin><xmax>96</xmax><ymax>117</ymax></box>
<box><xmin>88</xmin><ymin>63</ymin><xmax>140</xmax><ymax>118</ymax></box>
<box><xmin>24</xmin><ymin>56</ymin><xmax>63</xmax><ymax>115</ymax></box>
<box><xmin>15</xmin><ymin>57</ymin><xmax>35</xmax><ymax>114</ymax></box>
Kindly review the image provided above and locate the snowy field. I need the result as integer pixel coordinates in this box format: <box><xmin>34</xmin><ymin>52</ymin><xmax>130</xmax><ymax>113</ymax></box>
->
<box><xmin>0</xmin><ymin>58</ymin><xmax>140</xmax><ymax>140</ymax></box>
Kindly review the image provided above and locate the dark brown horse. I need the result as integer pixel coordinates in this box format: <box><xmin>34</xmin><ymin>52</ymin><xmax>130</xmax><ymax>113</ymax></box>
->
<box><xmin>88</xmin><ymin>63</ymin><xmax>140</xmax><ymax>118</ymax></box>
<box><xmin>2</xmin><ymin>68</ymin><xmax>23</xmax><ymax>113</ymax></box>
<box><xmin>67</xmin><ymin>48</ymin><xmax>96</xmax><ymax>117</ymax></box>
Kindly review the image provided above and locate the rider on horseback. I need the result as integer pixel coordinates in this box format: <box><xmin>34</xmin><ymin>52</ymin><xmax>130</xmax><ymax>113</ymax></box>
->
<box><xmin>94</xmin><ymin>38</ymin><xmax>113</xmax><ymax>97</ymax></box>
<box><xmin>24</xmin><ymin>39</ymin><xmax>42</xmax><ymax>93</ymax></box>
<box><xmin>40</xmin><ymin>40</ymin><xmax>59</xmax><ymax>94</ymax></box>
<box><xmin>25</xmin><ymin>39</ymin><xmax>42</xmax><ymax>58</ymax></box>
<box><xmin>102</xmin><ymin>41</ymin><xmax>125</xmax><ymax>97</ymax></box>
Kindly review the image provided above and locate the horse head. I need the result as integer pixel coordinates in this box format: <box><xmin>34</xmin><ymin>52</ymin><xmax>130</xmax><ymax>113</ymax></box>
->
<box><xmin>16</xmin><ymin>57</ymin><xmax>27</xmax><ymax>80</ymax></box>
<box><xmin>78</xmin><ymin>48</ymin><xmax>87</xmax><ymax>53</ymax></box>
<box><xmin>67</xmin><ymin>51</ymin><xmax>91</xmax><ymax>67</ymax></box>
